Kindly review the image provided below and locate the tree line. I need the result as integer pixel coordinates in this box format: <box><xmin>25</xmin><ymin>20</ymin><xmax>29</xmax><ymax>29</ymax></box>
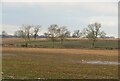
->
<box><xmin>2</xmin><ymin>22</ymin><xmax>106</xmax><ymax>48</ymax></box>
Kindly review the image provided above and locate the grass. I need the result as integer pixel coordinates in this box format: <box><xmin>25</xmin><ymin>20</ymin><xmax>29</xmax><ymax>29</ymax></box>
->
<box><xmin>2</xmin><ymin>38</ymin><xmax>118</xmax><ymax>49</ymax></box>
<box><xmin>2</xmin><ymin>47</ymin><xmax>118</xmax><ymax>79</ymax></box>
<box><xmin>2</xmin><ymin>38</ymin><xmax>119</xmax><ymax>79</ymax></box>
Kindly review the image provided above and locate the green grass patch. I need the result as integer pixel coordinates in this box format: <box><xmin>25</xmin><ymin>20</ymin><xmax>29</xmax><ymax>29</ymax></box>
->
<box><xmin>9</xmin><ymin>39</ymin><xmax>118</xmax><ymax>49</ymax></box>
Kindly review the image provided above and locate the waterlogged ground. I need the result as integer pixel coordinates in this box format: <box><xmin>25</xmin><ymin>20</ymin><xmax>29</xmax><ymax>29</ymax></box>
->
<box><xmin>2</xmin><ymin>47</ymin><xmax>118</xmax><ymax>79</ymax></box>
<box><xmin>81</xmin><ymin>61</ymin><xmax>120</xmax><ymax>65</ymax></box>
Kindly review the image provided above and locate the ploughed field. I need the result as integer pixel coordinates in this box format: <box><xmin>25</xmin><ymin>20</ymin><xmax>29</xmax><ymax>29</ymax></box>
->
<box><xmin>2</xmin><ymin>47</ymin><xmax>118</xmax><ymax>79</ymax></box>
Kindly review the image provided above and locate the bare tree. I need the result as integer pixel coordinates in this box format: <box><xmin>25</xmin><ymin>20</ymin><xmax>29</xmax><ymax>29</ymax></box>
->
<box><xmin>15</xmin><ymin>25</ymin><xmax>33</xmax><ymax>47</ymax></box>
<box><xmin>47</xmin><ymin>24</ymin><xmax>58</xmax><ymax>48</ymax></box>
<box><xmin>81</xmin><ymin>22</ymin><xmax>106</xmax><ymax>48</ymax></box>
<box><xmin>14</xmin><ymin>30</ymin><xmax>25</xmax><ymax>38</ymax></box>
<box><xmin>99</xmin><ymin>31</ymin><xmax>106</xmax><ymax>38</ymax></box>
<box><xmin>33</xmin><ymin>25</ymin><xmax>41</xmax><ymax>40</ymax></box>
<box><xmin>72</xmin><ymin>30</ymin><xmax>81</xmax><ymax>38</ymax></box>
<box><xmin>2</xmin><ymin>30</ymin><xmax>8</xmax><ymax>38</ymax></box>
<box><xmin>44</xmin><ymin>32</ymin><xmax>49</xmax><ymax>38</ymax></box>
<box><xmin>57</xmin><ymin>26</ymin><xmax>70</xmax><ymax>47</ymax></box>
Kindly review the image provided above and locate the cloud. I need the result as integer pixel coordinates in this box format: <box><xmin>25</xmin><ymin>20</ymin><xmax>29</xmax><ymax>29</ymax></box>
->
<box><xmin>2</xmin><ymin>2</ymin><xmax>117</xmax><ymax>16</ymax></box>
<box><xmin>80</xmin><ymin>16</ymin><xmax>117</xmax><ymax>27</ymax></box>
<box><xmin>79</xmin><ymin>16</ymin><xmax>118</xmax><ymax>37</ymax></box>
<box><xmin>1</xmin><ymin>0</ymin><xmax>119</xmax><ymax>2</ymax></box>
<box><xmin>1</xmin><ymin>24</ymin><xmax>20</xmax><ymax>35</ymax></box>
<box><xmin>79</xmin><ymin>2</ymin><xmax>117</xmax><ymax>15</ymax></box>
<box><xmin>1</xmin><ymin>2</ymin><xmax>118</xmax><ymax>37</ymax></box>
<box><xmin>1</xmin><ymin>24</ymin><xmax>46</xmax><ymax>35</ymax></box>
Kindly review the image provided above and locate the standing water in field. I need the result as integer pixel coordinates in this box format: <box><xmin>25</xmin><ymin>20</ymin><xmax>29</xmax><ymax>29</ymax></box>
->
<box><xmin>81</xmin><ymin>61</ymin><xmax>120</xmax><ymax>65</ymax></box>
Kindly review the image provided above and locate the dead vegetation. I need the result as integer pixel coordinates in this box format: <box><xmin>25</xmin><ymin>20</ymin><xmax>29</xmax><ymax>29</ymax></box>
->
<box><xmin>2</xmin><ymin>47</ymin><xmax>118</xmax><ymax>56</ymax></box>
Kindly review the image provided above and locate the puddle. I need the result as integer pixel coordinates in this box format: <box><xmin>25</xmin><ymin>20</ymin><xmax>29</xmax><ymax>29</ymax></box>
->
<box><xmin>81</xmin><ymin>61</ymin><xmax>120</xmax><ymax>65</ymax></box>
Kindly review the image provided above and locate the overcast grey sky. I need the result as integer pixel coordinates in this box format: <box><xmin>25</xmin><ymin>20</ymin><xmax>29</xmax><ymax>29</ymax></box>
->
<box><xmin>1</xmin><ymin>2</ymin><xmax>118</xmax><ymax>37</ymax></box>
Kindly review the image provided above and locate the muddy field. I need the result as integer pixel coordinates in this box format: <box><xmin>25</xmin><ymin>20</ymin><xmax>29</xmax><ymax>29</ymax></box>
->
<box><xmin>2</xmin><ymin>47</ymin><xmax>118</xmax><ymax>79</ymax></box>
<box><xmin>1</xmin><ymin>38</ymin><xmax>119</xmax><ymax>79</ymax></box>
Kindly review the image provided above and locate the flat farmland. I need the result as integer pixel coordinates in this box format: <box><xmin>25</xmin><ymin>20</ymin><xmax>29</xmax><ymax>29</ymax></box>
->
<box><xmin>2</xmin><ymin>47</ymin><xmax>118</xmax><ymax>79</ymax></box>
<box><xmin>2</xmin><ymin>38</ymin><xmax>118</xmax><ymax>49</ymax></box>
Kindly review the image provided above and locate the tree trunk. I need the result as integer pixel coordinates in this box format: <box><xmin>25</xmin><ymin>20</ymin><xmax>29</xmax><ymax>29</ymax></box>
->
<box><xmin>52</xmin><ymin>39</ymin><xmax>54</xmax><ymax>48</ymax></box>
<box><xmin>34</xmin><ymin>37</ymin><xmax>36</xmax><ymax>40</ymax></box>
<box><xmin>24</xmin><ymin>38</ymin><xmax>28</xmax><ymax>47</ymax></box>
<box><xmin>60</xmin><ymin>39</ymin><xmax>63</xmax><ymax>48</ymax></box>
<box><xmin>25</xmin><ymin>42</ymin><xmax>28</xmax><ymax>47</ymax></box>
<box><xmin>34</xmin><ymin>34</ymin><xmax>37</xmax><ymax>40</ymax></box>
<box><xmin>91</xmin><ymin>39</ymin><xmax>95</xmax><ymax>48</ymax></box>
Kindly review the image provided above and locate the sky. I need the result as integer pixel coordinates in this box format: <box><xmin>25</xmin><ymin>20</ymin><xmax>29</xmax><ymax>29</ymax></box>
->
<box><xmin>1</xmin><ymin>1</ymin><xmax>118</xmax><ymax>37</ymax></box>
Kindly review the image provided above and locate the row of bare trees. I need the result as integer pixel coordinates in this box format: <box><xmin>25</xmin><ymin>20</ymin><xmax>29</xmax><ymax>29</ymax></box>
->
<box><xmin>2</xmin><ymin>22</ymin><xmax>106</xmax><ymax>48</ymax></box>
<box><xmin>44</xmin><ymin>24</ymin><xmax>70</xmax><ymax>48</ymax></box>
<box><xmin>14</xmin><ymin>25</ymin><xmax>41</xmax><ymax>47</ymax></box>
